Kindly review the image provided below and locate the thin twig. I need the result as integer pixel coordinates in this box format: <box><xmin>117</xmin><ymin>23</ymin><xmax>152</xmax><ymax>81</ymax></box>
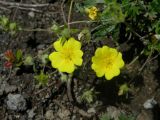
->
<box><xmin>127</xmin><ymin>49</ymin><xmax>144</xmax><ymax>67</ymax></box>
<box><xmin>138</xmin><ymin>49</ymin><xmax>153</xmax><ymax>73</ymax></box>
<box><xmin>6</xmin><ymin>67</ymin><xmax>12</xmax><ymax>81</ymax></box>
<box><xmin>0</xmin><ymin>1</ymin><xmax>49</xmax><ymax>7</ymax></box>
<box><xmin>124</xmin><ymin>22</ymin><xmax>146</xmax><ymax>42</ymax></box>
<box><xmin>12</xmin><ymin>0</ymin><xmax>22</xmax><ymax>20</ymax></box>
<box><xmin>53</xmin><ymin>99</ymin><xmax>66</xmax><ymax>109</ymax></box>
<box><xmin>34</xmin><ymin>82</ymin><xmax>55</xmax><ymax>95</ymax></box>
<box><xmin>53</xmin><ymin>99</ymin><xmax>93</xmax><ymax>118</ymax></box>
<box><xmin>0</xmin><ymin>6</ymin><xmax>10</xmax><ymax>11</ymax></box>
<box><xmin>61</xmin><ymin>0</ymin><xmax>67</xmax><ymax>24</ymax></box>
<box><xmin>67</xmin><ymin>0</ymin><xmax>74</xmax><ymax>29</ymax></box>
<box><xmin>21</xmin><ymin>19</ymin><xmax>113</xmax><ymax>32</ymax></box>
<box><xmin>74</xmin><ymin>106</ymin><xmax>93</xmax><ymax>118</ymax></box>
<box><xmin>21</xmin><ymin>28</ymin><xmax>50</xmax><ymax>32</ymax></box>
<box><xmin>9</xmin><ymin>6</ymin><xmax>42</xmax><ymax>13</ymax></box>
<box><xmin>148</xmin><ymin>52</ymin><xmax>160</xmax><ymax>62</ymax></box>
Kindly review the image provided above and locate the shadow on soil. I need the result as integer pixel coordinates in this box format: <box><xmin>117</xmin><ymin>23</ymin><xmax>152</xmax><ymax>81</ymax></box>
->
<box><xmin>95</xmin><ymin>74</ymin><xmax>144</xmax><ymax>106</ymax></box>
<box><xmin>153</xmin><ymin>56</ymin><xmax>160</xmax><ymax>120</ymax></box>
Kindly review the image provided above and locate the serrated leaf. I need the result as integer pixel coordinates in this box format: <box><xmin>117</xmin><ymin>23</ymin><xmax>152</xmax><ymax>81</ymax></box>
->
<box><xmin>81</xmin><ymin>88</ymin><xmax>95</xmax><ymax>103</ymax></box>
<box><xmin>34</xmin><ymin>70</ymin><xmax>48</xmax><ymax>85</ymax></box>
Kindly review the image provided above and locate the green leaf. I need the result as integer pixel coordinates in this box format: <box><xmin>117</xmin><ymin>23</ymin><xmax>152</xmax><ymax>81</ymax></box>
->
<box><xmin>150</xmin><ymin>0</ymin><xmax>160</xmax><ymax>12</ymax></box>
<box><xmin>99</xmin><ymin>113</ymin><xmax>110</xmax><ymax>120</ymax></box>
<box><xmin>0</xmin><ymin>16</ymin><xmax>9</xmax><ymax>26</ymax></box>
<box><xmin>70</xmin><ymin>28</ymin><xmax>79</xmax><ymax>34</ymax></box>
<box><xmin>118</xmin><ymin>83</ymin><xmax>129</xmax><ymax>96</ymax></box>
<box><xmin>23</xmin><ymin>55</ymin><xmax>34</xmax><ymax>66</ymax></box>
<box><xmin>51</xmin><ymin>23</ymin><xmax>61</xmax><ymax>33</ymax></box>
<box><xmin>81</xmin><ymin>88</ymin><xmax>96</xmax><ymax>103</ymax></box>
<box><xmin>9</xmin><ymin>22</ymin><xmax>17</xmax><ymax>31</ymax></box>
<box><xmin>96</xmin><ymin>0</ymin><xmax>105</xmax><ymax>4</ymax></box>
<box><xmin>119</xmin><ymin>113</ymin><xmax>135</xmax><ymax>120</ymax></box>
<box><xmin>16</xmin><ymin>49</ymin><xmax>23</xmax><ymax>62</ymax></box>
<box><xmin>83</xmin><ymin>0</ymin><xmax>97</xmax><ymax>7</ymax></box>
<box><xmin>60</xmin><ymin>72</ymin><xmax>68</xmax><ymax>82</ymax></box>
<box><xmin>101</xmin><ymin>1</ymin><xmax>125</xmax><ymax>24</ymax></box>
<box><xmin>61</xmin><ymin>28</ymin><xmax>71</xmax><ymax>39</ymax></box>
<box><xmin>34</xmin><ymin>70</ymin><xmax>49</xmax><ymax>86</ymax></box>
<box><xmin>155</xmin><ymin>20</ymin><xmax>160</xmax><ymax>34</ymax></box>
<box><xmin>78</xmin><ymin>28</ymin><xmax>91</xmax><ymax>43</ymax></box>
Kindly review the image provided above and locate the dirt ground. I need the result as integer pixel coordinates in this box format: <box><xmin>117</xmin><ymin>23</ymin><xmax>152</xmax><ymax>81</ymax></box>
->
<box><xmin>1</xmin><ymin>0</ymin><xmax>160</xmax><ymax>120</ymax></box>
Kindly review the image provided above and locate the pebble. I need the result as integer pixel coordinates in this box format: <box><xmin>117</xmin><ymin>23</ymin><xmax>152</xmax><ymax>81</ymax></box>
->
<box><xmin>37</xmin><ymin>44</ymin><xmax>45</xmax><ymax>50</ymax></box>
<box><xmin>27</xmin><ymin>108</ymin><xmax>36</xmax><ymax>119</ymax></box>
<box><xmin>87</xmin><ymin>107</ymin><xmax>96</xmax><ymax>114</ymax></box>
<box><xmin>143</xmin><ymin>98</ymin><xmax>157</xmax><ymax>109</ymax></box>
<box><xmin>0</xmin><ymin>81</ymin><xmax>17</xmax><ymax>96</ymax></box>
<box><xmin>45</xmin><ymin>110</ymin><xmax>54</xmax><ymax>120</ymax></box>
<box><xmin>7</xmin><ymin>94</ymin><xmax>27</xmax><ymax>111</ymax></box>
<box><xmin>28</xmin><ymin>11</ymin><xmax>35</xmax><ymax>18</ymax></box>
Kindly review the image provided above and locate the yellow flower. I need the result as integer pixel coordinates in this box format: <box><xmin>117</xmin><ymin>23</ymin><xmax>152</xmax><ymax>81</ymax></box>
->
<box><xmin>49</xmin><ymin>37</ymin><xmax>83</xmax><ymax>73</ymax></box>
<box><xmin>85</xmin><ymin>6</ymin><xmax>98</xmax><ymax>20</ymax></box>
<box><xmin>91</xmin><ymin>46</ymin><xmax>124</xmax><ymax>80</ymax></box>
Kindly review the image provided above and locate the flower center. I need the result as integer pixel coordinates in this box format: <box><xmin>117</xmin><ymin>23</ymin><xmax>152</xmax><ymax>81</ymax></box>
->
<box><xmin>62</xmin><ymin>48</ymin><xmax>73</xmax><ymax>61</ymax></box>
<box><xmin>103</xmin><ymin>55</ymin><xmax>115</xmax><ymax>69</ymax></box>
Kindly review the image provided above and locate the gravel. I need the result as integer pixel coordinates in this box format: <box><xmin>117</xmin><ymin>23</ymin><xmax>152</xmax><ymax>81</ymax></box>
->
<box><xmin>7</xmin><ymin>94</ymin><xmax>27</xmax><ymax>111</ymax></box>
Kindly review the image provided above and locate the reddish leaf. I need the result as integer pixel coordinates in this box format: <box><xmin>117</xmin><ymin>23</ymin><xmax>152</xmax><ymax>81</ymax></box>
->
<box><xmin>4</xmin><ymin>50</ymin><xmax>15</xmax><ymax>62</ymax></box>
<box><xmin>4</xmin><ymin>61</ymin><xmax>12</xmax><ymax>68</ymax></box>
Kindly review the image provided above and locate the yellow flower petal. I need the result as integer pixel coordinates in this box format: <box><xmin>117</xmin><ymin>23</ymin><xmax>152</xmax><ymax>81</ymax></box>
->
<box><xmin>67</xmin><ymin>37</ymin><xmax>81</xmax><ymax>50</ymax></box>
<box><xmin>71</xmin><ymin>50</ymin><xmax>83</xmax><ymax>66</ymax></box>
<box><xmin>49</xmin><ymin>52</ymin><xmax>63</xmax><ymax>68</ymax></box>
<box><xmin>58</xmin><ymin>60</ymin><xmax>75</xmax><ymax>73</ymax></box>
<box><xmin>115</xmin><ymin>52</ymin><xmax>125</xmax><ymax>68</ymax></box>
<box><xmin>94</xmin><ymin>49</ymin><xmax>102</xmax><ymax>58</ymax></box>
<box><xmin>105</xmin><ymin>66</ymin><xmax>120</xmax><ymax>80</ymax></box>
<box><xmin>91</xmin><ymin>64</ymin><xmax>105</xmax><ymax>77</ymax></box>
<box><xmin>91</xmin><ymin>46</ymin><xmax>125</xmax><ymax>80</ymax></box>
<box><xmin>87</xmin><ymin>6</ymin><xmax>98</xmax><ymax>20</ymax></box>
<box><xmin>49</xmin><ymin>37</ymin><xmax>83</xmax><ymax>73</ymax></box>
<box><xmin>53</xmin><ymin>38</ymin><xmax>63</xmax><ymax>51</ymax></box>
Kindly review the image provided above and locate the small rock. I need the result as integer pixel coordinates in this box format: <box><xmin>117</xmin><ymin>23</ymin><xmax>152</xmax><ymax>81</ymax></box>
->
<box><xmin>87</xmin><ymin>107</ymin><xmax>96</xmax><ymax>114</ymax></box>
<box><xmin>45</xmin><ymin>110</ymin><xmax>54</xmax><ymax>120</ymax></box>
<box><xmin>0</xmin><ymin>81</ymin><xmax>17</xmax><ymax>96</ymax></box>
<box><xmin>7</xmin><ymin>94</ymin><xmax>27</xmax><ymax>111</ymax></box>
<box><xmin>27</xmin><ymin>108</ymin><xmax>36</xmax><ymax>119</ymax></box>
<box><xmin>143</xmin><ymin>98</ymin><xmax>157</xmax><ymax>109</ymax></box>
<box><xmin>37</xmin><ymin>44</ymin><xmax>45</xmax><ymax>50</ymax></box>
<box><xmin>28</xmin><ymin>11</ymin><xmax>35</xmax><ymax>18</ymax></box>
<box><xmin>58</xmin><ymin>109</ymin><xmax>70</xmax><ymax>119</ymax></box>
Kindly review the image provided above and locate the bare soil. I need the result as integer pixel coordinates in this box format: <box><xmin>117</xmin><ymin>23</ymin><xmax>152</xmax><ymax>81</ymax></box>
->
<box><xmin>1</xmin><ymin>0</ymin><xmax>160</xmax><ymax>120</ymax></box>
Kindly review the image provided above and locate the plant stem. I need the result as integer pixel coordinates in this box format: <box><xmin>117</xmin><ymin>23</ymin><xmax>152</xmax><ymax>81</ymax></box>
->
<box><xmin>67</xmin><ymin>74</ymin><xmax>74</xmax><ymax>102</ymax></box>
<box><xmin>67</xmin><ymin>0</ymin><xmax>74</xmax><ymax>29</ymax></box>
<box><xmin>61</xmin><ymin>0</ymin><xmax>67</xmax><ymax>24</ymax></box>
